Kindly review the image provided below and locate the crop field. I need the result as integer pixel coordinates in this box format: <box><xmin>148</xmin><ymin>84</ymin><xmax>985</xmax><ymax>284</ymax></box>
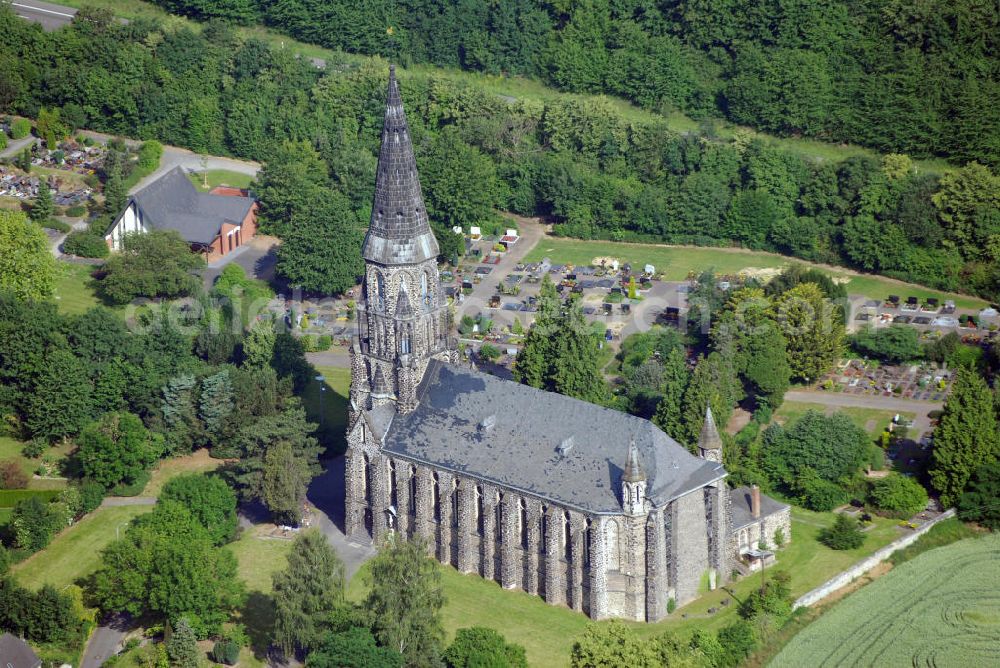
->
<box><xmin>770</xmin><ymin>534</ymin><xmax>1000</xmax><ymax>667</ymax></box>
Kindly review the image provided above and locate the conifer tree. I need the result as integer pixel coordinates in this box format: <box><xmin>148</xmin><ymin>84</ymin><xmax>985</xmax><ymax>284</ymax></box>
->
<box><xmin>514</xmin><ymin>275</ymin><xmax>607</xmax><ymax>404</ymax></box>
<box><xmin>261</xmin><ymin>440</ymin><xmax>310</xmax><ymax>526</ymax></box>
<box><xmin>103</xmin><ymin>162</ymin><xmax>127</xmax><ymax>219</ymax></box>
<box><xmin>30</xmin><ymin>180</ymin><xmax>53</xmax><ymax>223</ymax></box>
<box><xmin>161</xmin><ymin>374</ymin><xmax>201</xmax><ymax>454</ymax></box>
<box><xmin>679</xmin><ymin>352</ymin><xmax>741</xmax><ymax>448</ymax></box>
<box><xmin>199</xmin><ymin>370</ymin><xmax>233</xmax><ymax>445</ymax></box>
<box><xmin>166</xmin><ymin>617</ymin><xmax>199</xmax><ymax>668</ymax></box>
<box><xmin>929</xmin><ymin>368</ymin><xmax>1000</xmax><ymax>506</ymax></box>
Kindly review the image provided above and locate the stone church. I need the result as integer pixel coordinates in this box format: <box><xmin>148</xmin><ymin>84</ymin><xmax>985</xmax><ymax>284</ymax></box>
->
<box><xmin>344</xmin><ymin>67</ymin><xmax>790</xmax><ymax>622</ymax></box>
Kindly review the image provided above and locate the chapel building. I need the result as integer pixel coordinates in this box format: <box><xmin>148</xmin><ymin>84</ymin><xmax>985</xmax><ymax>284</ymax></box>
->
<box><xmin>344</xmin><ymin>67</ymin><xmax>790</xmax><ymax>621</ymax></box>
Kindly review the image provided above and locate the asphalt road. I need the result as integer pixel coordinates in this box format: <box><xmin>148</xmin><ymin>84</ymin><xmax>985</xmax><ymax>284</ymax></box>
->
<box><xmin>80</xmin><ymin>614</ymin><xmax>129</xmax><ymax>668</ymax></box>
<box><xmin>11</xmin><ymin>0</ymin><xmax>75</xmax><ymax>30</ymax></box>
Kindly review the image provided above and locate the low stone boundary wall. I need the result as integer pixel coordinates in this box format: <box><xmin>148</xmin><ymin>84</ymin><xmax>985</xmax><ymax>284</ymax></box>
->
<box><xmin>793</xmin><ymin>509</ymin><xmax>956</xmax><ymax>609</ymax></box>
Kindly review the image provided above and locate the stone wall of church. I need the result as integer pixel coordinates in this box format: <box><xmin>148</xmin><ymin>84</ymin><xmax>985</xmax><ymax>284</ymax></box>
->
<box><xmin>345</xmin><ymin>446</ymin><xmax>730</xmax><ymax>622</ymax></box>
<box><xmin>670</xmin><ymin>489</ymin><xmax>710</xmax><ymax>606</ymax></box>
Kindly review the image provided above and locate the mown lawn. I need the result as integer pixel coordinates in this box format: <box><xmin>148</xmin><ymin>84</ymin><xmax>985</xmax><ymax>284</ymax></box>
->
<box><xmin>51</xmin><ymin>262</ymin><xmax>111</xmax><ymax>315</ymax></box>
<box><xmin>772</xmin><ymin>402</ymin><xmax>915</xmax><ymax>436</ymax></box>
<box><xmin>303</xmin><ymin>365</ymin><xmax>351</xmax><ymax>456</ymax></box>
<box><xmin>0</xmin><ymin>435</ymin><xmax>73</xmax><ymax>486</ymax></box>
<box><xmin>140</xmin><ymin>449</ymin><xmax>224</xmax><ymax>497</ymax></box>
<box><xmin>230</xmin><ymin>528</ymin><xmax>294</xmax><ymax>666</ymax></box>
<box><xmin>344</xmin><ymin>507</ymin><xmax>903</xmax><ymax>667</ymax></box>
<box><xmin>187</xmin><ymin>169</ymin><xmax>253</xmax><ymax>193</ymax></box>
<box><xmin>522</xmin><ymin>237</ymin><xmax>987</xmax><ymax>309</ymax></box>
<box><xmin>12</xmin><ymin>505</ymin><xmax>152</xmax><ymax>590</ymax></box>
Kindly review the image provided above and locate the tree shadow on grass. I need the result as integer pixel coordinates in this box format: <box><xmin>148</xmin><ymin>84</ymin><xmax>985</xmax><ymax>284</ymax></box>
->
<box><xmin>239</xmin><ymin>590</ymin><xmax>276</xmax><ymax>660</ymax></box>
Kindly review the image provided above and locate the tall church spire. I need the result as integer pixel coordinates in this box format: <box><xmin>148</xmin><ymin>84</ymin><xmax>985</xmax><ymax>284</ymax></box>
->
<box><xmin>348</xmin><ymin>66</ymin><xmax>452</xmax><ymax>426</ymax></box>
<box><xmin>362</xmin><ymin>64</ymin><xmax>439</xmax><ymax>266</ymax></box>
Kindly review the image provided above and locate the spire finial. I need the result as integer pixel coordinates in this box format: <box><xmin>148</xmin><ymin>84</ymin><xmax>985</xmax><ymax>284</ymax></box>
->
<box><xmin>623</xmin><ymin>440</ymin><xmax>645</xmax><ymax>482</ymax></box>
<box><xmin>698</xmin><ymin>405</ymin><xmax>723</xmax><ymax>462</ymax></box>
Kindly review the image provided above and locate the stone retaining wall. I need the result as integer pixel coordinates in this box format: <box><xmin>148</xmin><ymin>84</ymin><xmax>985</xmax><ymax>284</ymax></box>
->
<box><xmin>793</xmin><ymin>509</ymin><xmax>956</xmax><ymax>609</ymax></box>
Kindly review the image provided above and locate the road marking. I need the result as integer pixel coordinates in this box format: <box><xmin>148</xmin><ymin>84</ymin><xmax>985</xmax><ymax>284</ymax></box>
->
<box><xmin>12</xmin><ymin>2</ymin><xmax>75</xmax><ymax>19</ymax></box>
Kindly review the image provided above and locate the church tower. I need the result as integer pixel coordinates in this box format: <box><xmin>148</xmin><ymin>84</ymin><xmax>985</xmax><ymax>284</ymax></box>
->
<box><xmin>349</xmin><ymin>66</ymin><xmax>451</xmax><ymax>426</ymax></box>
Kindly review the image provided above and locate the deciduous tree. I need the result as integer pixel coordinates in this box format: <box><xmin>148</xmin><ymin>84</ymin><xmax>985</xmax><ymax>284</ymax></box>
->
<box><xmin>0</xmin><ymin>210</ymin><xmax>58</xmax><ymax>300</ymax></box>
<box><xmin>366</xmin><ymin>535</ymin><xmax>445</xmax><ymax>667</ymax></box>
<box><xmin>100</xmin><ymin>230</ymin><xmax>203</xmax><ymax>304</ymax></box>
<box><xmin>272</xmin><ymin>529</ymin><xmax>346</xmax><ymax>656</ymax></box>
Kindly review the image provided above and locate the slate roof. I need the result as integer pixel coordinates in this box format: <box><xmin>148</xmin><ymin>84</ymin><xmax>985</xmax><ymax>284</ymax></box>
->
<box><xmin>730</xmin><ymin>486</ymin><xmax>789</xmax><ymax>530</ymax></box>
<box><xmin>117</xmin><ymin>167</ymin><xmax>255</xmax><ymax>245</ymax></box>
<box><xmin>379</xmin><ymin>360</ymin><xmax>726</xmax><ymax>514</ymax></box>
<box><xmin>0</xmin><ymin>633</ymin><xmax>42</xmax><ymax>668</ymax></box>
<box><xmin>362</xmin><ymin>66</ymin><xmax>439</xmax><ymax>266</ymax></box>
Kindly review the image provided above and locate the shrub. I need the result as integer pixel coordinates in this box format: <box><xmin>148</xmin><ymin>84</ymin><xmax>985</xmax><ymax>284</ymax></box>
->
<box><xmin>478</xmin><ymin>343</ymin><xmax>500</xmax><ymax>361</ymax></box>
<box><xmin>773</xmin><ymin>527</ymin><xmax>785</xmax><ymax>547</ymax></box>
<box><xmin>40</xmin><ymin>219</ymin><xmax>71</xmax><ymax>233</ymax></box>
<box><xmin>819</xmin><ymin>513</ymin><xmax>865</xmax><ymax>550</ymax></box>
<box><xmin>65</xmin><ymin>205</ymin><xmax>87</xmax><ymax>218</ymax></box>
<box><xmin>0</xmin><ymin>132</ymin><xmax>6</xmax><ymax>151</ymax></box>
<box><xmin>211</xmin><ymin>639</ymin><xmax>240</xmax><ymax>665</ymax></box>
<box><xmin>870</xmin><ymin>473</ymin><xmax>928</xmax><ymax>518</ymax></box>
<box><xmin>11</xmin><ymin>496</ymin><xmax>61</xmax><ymax>551</ymax></box>
<box><xmin>11</xmin><ymin>118</ymin><xmax>31</xmax><ymax>139</ymax></box>
<box><xmin>79</xmin><ymin>480</ymin><xmax>106</xmax><ymax>514</ymax></box>
<box><xmin>0</xmin><ymin>459</ymin><xmax>29</xmax><ymax>489</ymax></box>
<box><xmin>21</xmin><ymin>439</ymin><xmax>46</xmax><ymax>459</ymax></box>
<box><xmin>717</xmin><ymin>619</ymin><xmax>758</xmax><ymax>667</ymax></box>
<box><xmin>108</xmin><ymin>470</ymin><xmax>151</xmax><ymax>497</ymax></box>
<box><xmin>315</xmin><ymin>334</ymin><xmax>333</xmax><ymax>351</ymax></box>
<box><xmin>667</xmin><ymin>597</ymin><xmax>676</xmax><ymax>613</ymax></box>
<box><xmin>798</xmin><ymin>473</ymin><xmax>848</xmax><ymax>512</ymax></box>
<box><xmin>300</xmin><ymin>334</ymin><xmax>317</xmax><ymax>351</ymax></box>
<box><xmin>63</xmin><ymin>230</ymin><xmax>110</xmax><ymax>258</ymax></box>
<box><xmin>137</xmin><ymin>140</ymin><xmax>163</xmax><ymax>170</ymax></box>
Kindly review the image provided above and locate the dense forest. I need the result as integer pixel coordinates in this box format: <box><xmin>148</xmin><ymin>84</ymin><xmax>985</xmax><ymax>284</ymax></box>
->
<box><xmin>152</xmin><ymin>0</ymin><xmax>1000</xmax><ymax>168</ymax></box>
<box><xmin>2</xmin><ymin>6</ymin><xmax>1000</xmax><ymax>299</ymax></box>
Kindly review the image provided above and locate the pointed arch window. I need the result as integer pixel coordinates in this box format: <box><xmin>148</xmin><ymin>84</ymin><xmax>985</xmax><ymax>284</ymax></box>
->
<box><xmin>374</xmin><ymin>273</ymin><xmax>386</xmax><ymax>311</ymax></box>
<box><xmin>563</xmin><ymin>511</ymin><xmax>572</xmax><ymax>561</ymax></box>
<box><xmin>421</xmin><ymin>272</ymin><xmax>430</xmax><ymax>306</ymax></box>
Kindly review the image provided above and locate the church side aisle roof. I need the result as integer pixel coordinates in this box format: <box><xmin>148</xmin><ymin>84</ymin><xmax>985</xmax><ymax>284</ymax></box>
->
<box><xmin>362</xmin><ymin>65</ymin><xmax>439</xmax><ymax>266</ymax></box>
<box><xmin>380</xmin><ymin>360</ymin><xmax>726</xmax><ymax>514</ymax></box>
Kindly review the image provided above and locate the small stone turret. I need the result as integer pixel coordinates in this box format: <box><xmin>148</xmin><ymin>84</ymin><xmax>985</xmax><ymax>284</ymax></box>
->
<box><xmin>622</xmin><ymin>441</ymin><xmax>646</xmax><ymax>516</ymax></box>
<box><xmin>698</xmin><ymin>406</ymin><xmax>723</xmax><ymax>464</ymax></box>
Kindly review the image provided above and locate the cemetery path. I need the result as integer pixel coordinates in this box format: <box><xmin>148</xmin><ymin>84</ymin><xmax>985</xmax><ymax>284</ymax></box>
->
<box><xmin>0</xmin><ymin>134</ymin><xmax>36</xmax><ymax>158</ymax></box>
<box><xmin>100</xmin><ymin>496</ymin><xmax>157</xmax><ymax>507</ymax></box>
<box><xmin>783</xmin><ymin>390</ymin><xmax>942</xmax><ymax>436</ymax></box>
<box><xmin>306</xmin><ymin>349</ymin><xmax>351</xmax><ymax>369</ymax></box>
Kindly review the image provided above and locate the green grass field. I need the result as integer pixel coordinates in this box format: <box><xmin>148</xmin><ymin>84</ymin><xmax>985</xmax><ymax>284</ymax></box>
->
<box><xmin>187</xmin><ymin>169</ymin><xmax>254</xmax><ymax>193</ymax></box>
<box><xmin>51</xmin><ymin>262</ymin><xmax>111</xmax><ymax>315</ymax></box>
<box><xmin>345</xmin><ymin>507</ymin><xmax>902</xmax><ymax>666</ymax></box>
<box><xmin>0</xmin><ymin>435</ymin><xmax>74</xmax><ymax>487</ymax></box>
<box><xmin>771</xmin><ymin>534</ymin><xmax>1000</xmax><ymax>667</ymax></box>
<box><xmin>140</xmin><ymin>449</ymin><xmax>224</xmax><ymax>497</ymax></box>
<box><xmin>11</xmin><ymin>505</ymin><xmax>152</xmax><ymax>590</ymax></box>
<box><xmin>522</xmin><ymin>237</ymin><xmax>987</xmax><ymax>309</ymax></box>
<box><xmin>772</xmin><ymin>402</ymin><xmax>915</xmax><ymax>437</ymax></box>
<box><xmin>303</xmin><ymin>365</ymin><xmax>351</xmax><ymax>456</ymax></box>
<box><xmin>230</xmin><ymin>528</ymin><xmax>294</xmax><ymax>666</ymax></box>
